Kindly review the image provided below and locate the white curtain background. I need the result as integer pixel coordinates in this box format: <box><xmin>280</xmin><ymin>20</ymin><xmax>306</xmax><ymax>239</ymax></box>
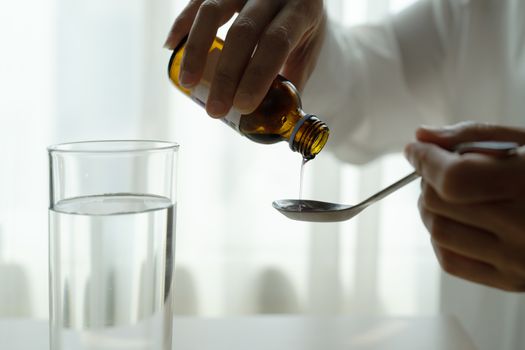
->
<box><xmin>0</xmin><ymin>0</ymin><xmax>446</xmax><ymax>324</ymax></box>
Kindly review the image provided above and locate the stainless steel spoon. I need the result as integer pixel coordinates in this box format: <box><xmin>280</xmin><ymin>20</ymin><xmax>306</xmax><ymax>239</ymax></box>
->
<box><xmin>273</xmin><ymin>141</ymin><xmax>519</xmax><ymax>222</ymax></box>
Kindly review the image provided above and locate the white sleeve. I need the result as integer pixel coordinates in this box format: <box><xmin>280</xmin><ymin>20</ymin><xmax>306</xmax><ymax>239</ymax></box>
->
<box><xmin>302</xmin><ymin>0</ymin><xmax>462</xmax><ymax>164</ymax></box>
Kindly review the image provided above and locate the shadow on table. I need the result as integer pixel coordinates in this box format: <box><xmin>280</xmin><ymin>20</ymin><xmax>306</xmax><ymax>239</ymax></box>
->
<box><xmin>254</xmin><ymin>268</ymin><xmax>301</xmax><ymax>314</ymax></box>
<box><xmin>0</xmin><ymin>226</ymin><xmax>32</xmax><ymax>317</ymax></box>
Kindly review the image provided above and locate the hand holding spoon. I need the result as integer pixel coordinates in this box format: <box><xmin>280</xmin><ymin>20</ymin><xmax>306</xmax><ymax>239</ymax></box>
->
<box><xmin>273</xmin><ymin>141</ymin><xmax>519</xmax><ymax>222</ymax></box>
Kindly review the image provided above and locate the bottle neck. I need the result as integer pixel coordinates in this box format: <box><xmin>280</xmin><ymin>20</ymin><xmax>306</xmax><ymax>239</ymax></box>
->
<box><xmin>289</xmin><ymin>114</ymin><xmax>330</xmax><ymax>160</ymax></box>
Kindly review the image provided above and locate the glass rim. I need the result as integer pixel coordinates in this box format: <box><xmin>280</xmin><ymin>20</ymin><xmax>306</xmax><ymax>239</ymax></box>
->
<box><xmin>48</xmin><ymin>140</ymin><xmax>179</xmax><ymax>154</ymax></box>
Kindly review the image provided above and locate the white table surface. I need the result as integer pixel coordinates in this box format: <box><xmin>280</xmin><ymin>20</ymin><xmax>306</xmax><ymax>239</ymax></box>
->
<box><xmin>1</xmin><ymin>316</ymin><xmax>476</xmax><ymax>350</ymax></box>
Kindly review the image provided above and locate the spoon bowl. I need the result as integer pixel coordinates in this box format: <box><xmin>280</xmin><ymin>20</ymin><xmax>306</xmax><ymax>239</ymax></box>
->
<box><xmin>273</xmin><ymin>171</ymin><xmax>419</xmax><ymax>222</ymax></box>
<box><xmin>272</xmin><ymin>199</ymin><xmax>364</xmax><ymax>222</ymax></box>
<box><xmin>273</xmin><ymin>141</ymin><xmax>519</xmax><ymax>223</ymax></box>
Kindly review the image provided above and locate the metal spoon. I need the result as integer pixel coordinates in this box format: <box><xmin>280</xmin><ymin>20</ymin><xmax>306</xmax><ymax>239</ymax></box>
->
<box><xmin>273</xmin><ymin>141</ymin><xmax>519</xmax><ymax>222</ymax></box>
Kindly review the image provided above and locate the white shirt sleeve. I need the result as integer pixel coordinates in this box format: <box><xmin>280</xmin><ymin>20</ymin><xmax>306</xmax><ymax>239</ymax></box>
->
<box><xmin>302</xmin><ymin>0</ymin><xmax>462</xmax><ymax>164</ymax></box>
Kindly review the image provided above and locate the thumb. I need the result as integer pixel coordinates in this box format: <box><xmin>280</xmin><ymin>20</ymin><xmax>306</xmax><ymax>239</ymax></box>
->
<box><xmin>416</xmin><ymin>121</ymin><xmax>525</xmax><ymax>150</ymax></box>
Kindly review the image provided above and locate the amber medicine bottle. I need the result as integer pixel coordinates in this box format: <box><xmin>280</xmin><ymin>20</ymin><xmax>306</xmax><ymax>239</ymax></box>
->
<box><xmin>168</xmin><ymin>37</ymin><xmax>329</xmax><ymax>159</ymax></box>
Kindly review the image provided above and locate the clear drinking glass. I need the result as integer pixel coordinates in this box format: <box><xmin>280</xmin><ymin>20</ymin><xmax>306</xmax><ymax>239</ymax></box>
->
<box><xmin>48</xmin><ymin>141</ymin><xmax>179</xmax><ymax>350</ymax></box>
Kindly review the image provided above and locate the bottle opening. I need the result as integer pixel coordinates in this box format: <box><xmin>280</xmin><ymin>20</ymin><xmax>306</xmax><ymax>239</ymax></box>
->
<box><xmin>290</xmin><ymin>115</ymin><xmax>330</xmax><ymax>159</ymax></box>
<box><xmin>310</xmin><ymin>131</ymin><xmax>330</xmax><ymax>158</ymax></box>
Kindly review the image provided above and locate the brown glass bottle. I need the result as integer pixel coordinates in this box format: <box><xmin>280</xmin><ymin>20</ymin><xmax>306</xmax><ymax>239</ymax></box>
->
<box><xmin>168</xmin><ymin>37</ymin><xmax>329</xmax><ymax>160</ymax></box>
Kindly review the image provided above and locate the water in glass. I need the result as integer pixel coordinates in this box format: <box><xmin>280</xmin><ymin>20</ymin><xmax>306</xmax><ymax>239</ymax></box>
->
<box><xmin>49</xmin><ymin>194</ymin><xmax>175</xmax><ymax>350</ymax></box>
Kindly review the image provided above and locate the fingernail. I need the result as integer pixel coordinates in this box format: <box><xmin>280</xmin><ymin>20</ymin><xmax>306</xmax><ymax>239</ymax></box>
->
<box><xmin>234</xmin><ymin>93</ymin><xmax>254</xmax><ymax>114</ymax></box>
<box><xmin>180</xmin><ymin>71</ymin><xmax>197</xmax><ymax>87</ymax></box>
<box><xmin>207</xmin><ymin>100</ymin><xmax>226</xmax><ymax>117</ymax></box>
<box><xmin>163</xmin><ymin>40</ymin><xmax>173</xmax><ymax>50</ymax></box>
<box><xmin>163</xmin><ymin>32</ymin><xmax>175</xmax><ymax>49</ymax></box>
<box><xmin>419</xmin><ymin>125</ymin><xmax>445</xmax><ymax>133</ymax></box>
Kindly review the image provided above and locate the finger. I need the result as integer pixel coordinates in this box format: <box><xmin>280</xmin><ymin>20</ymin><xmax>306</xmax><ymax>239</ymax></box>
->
<box><xmin>418</xmin><ymin>202</ymin><xmax>501</xmax><ymax>264</ymax></box>
<box><xmin>180</xmin><ymin>0</ymin><xmax>243</xmax><ymax>88</ymax></box>
<box><xmin>432</xmin><ymin>245</ymin><xmax>524</xmax><ymax>292</ymax></box>
<box><xmin>420</xmin><ymin>183</ymin><xmax>515</xmax><ymax>238</ymax></box>
<box><xmin>279</xmin><ymin>10</ymin><xmax>326</xmax><ymax>90</ymax></box>
<box><xmin>405</xmin><ymin>141</ymin><xmax>525</xmax><ymax>202</ymax></box>
<box><xmin>164</xmin><ymin>0</ymin><xmax>204</xmax><ymax>50</ymax></box>
<box><xmin>233</xmin><ymin>4</ymin><xmax>309</xmax><ymax>113</ymax></box>
<box><xmin>206</xmin><ymin>0</ymin><xmax>284</xmax><ymax>117</ymax></box>
<box><xmin>404</xmin><ymin>142</ymin><xmax>457</xmax><ymax>196</ymax></box>
<box><xmin>416</xmin><ymin>121</ymin><xmax>525</xmax><ymax>149</ymax></box>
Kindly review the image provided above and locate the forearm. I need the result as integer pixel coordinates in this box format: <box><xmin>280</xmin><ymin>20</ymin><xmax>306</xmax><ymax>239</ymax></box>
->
<box><xmin>302</xmin><ymin>0</ymin><xmax>459</xmax><ymax>164</ymax></box>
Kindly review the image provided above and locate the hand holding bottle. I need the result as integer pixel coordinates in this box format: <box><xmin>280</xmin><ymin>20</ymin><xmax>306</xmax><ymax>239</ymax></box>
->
<box><xmin>164</xmin><ymin>0</ymin><xmax>326</xmax><ymax>118</ymax></box>
<box><xmin>405</xmin><ymin>122</ymin><xmax>525</xmax><ymax>291</ymax></box>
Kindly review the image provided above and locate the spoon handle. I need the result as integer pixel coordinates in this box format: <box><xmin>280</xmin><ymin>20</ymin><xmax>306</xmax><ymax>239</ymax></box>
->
<box><xmin>358</xmin><ymin>171</ymin><xmax>420</xmax><ymax>209</ymax></box>
<box><xmin>357</xmin><ymin>141</ymin><xmax>519</xmax><ymax>210</ymax></box>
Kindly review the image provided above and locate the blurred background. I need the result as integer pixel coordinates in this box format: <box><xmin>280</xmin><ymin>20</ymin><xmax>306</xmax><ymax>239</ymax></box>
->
<box><xmin>0</xmin><ymin>0</ymin><xmax>438</xmax><ymax>320</ymax></box>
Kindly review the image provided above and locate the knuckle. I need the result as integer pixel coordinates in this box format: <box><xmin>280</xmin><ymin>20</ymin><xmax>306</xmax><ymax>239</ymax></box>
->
<box><xmin>236</xmin><ymin>87</ymin><xmax>254</xmax><ymax>101</ymax></box>
<box><xmin>187</xmin><ymin>0</ymin><xmax>204</xmax><ymax>10</ymax></box>
<box><xmin>429</xmin><ymin>217</ymin><xmax>449</xmax><ymax>245</ymax></box>
<box><xmin>498</xmin><ymin>279</ymin><xmax>525</xmax><ymax>292</ymax></box>
<box><xmin>230</xmin><ymin>17</ymin><xmax>258</xmax><ymax>40</ymax></box>
<box><xmin>439</xmin><ymin>254</ymin><xmax>458</xmax><ymax>276</ymax></box>
<box><xmin>440</xmin><ymin>160</ymin><xmax>472</xmax><ymax>201</ymax></box>
<box><xmin>453</xmin><ymin>121</ymin><xmax>478</xmax><ymax>135</ymax></box>
<box><xmin>189</xmin><ymin>0</ymin><xmax>203</xmax><ymax>6</ymax></box>
<box><xmin>213</xmin><ymin>68</ymin><xmax>237</xmax><ymax>90</ymax></box>
<box><xmin>511</xmin><ymin>282</ymin><xmax>525</xmax><ymax>292</ymax></box>
<box><xmin>199</xmin><ymin>0</ymin><xmax>221</xmax><ymax>18</ymax></box>
<box><xmin>432</xmin><ymin>243</ymin><xmax>463</xmax><ymax>277</ymax></box>
<box><xmin>265</xmin><ymin>27</ymin><xmax>293</xmax><ymax>53</ymax></box>
<box><xmin>185</xmin><ymin>0</ymin><xmax>204</xmax><ymax>12</ymax></box>
<box><xmin>507</xmin><ymin>253</ymin><xmax>525</xmax><ymax>278</ymax></box>
<box><xmin>420</xmin><ymin>184</ymin><xmax>440</xmax><ymax>211</ymax></box>
<box><xmin>182</xmin><ymin>43</ymin><xmax>201</xmax><ymax>68</ymax></box>
<box><xmin>291</xmin><ymin>0</ymin><xmax>322</xmax><ymax>19</ymax></box>
<box><xmin>444</xmin><ymin>159</ymin><xmax>470</xmax><ymax>180</ymax></box>
<box><xmin>245</xmin><ymin>65</ymin><xmax>266</xmax><ymax>87</ymax></box>
<box><xmin>437</xmin><ymin>253</ymin><xmax>462</xmax><ymax>277</ymax></box>
<box><xmin>456</xmin><ymin>121</ymin><xmax>491</xmax><ymax>139</ymax></box>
